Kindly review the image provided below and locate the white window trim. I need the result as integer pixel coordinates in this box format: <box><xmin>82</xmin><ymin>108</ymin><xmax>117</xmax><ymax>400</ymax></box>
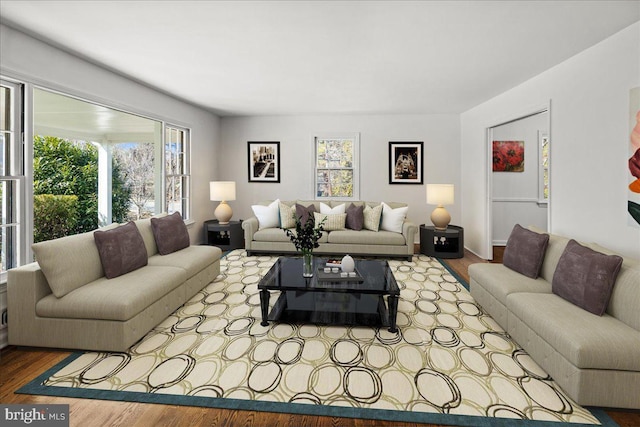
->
<box><xmin>164</xmin><ymin>124</ymin><xmax>191</xmax><ymax>220</ymax></box>
<box><xmin>311</xmin><ymin>132</ymin><xmax>360</xmax><ymax>201</ymax></box>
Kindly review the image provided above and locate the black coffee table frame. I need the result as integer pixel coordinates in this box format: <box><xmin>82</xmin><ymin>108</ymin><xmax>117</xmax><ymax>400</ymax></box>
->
<box><xmin>258</xmin><ymin>256</ymin><xmax>400</xmax><ymax>333</ymax></box>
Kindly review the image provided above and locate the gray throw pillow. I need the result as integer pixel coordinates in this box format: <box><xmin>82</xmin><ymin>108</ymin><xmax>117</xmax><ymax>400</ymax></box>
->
<box><xmin>295</xmin><ymin>203</ymin><xmax>316</xmax><ymax>227</ymax></box>
<box><xmin>503</xmin><ymin>224</ymin><xmax>549</xmax><ymax>279</ymax></box>
<box><xmin>150</xmin><ymin>212</ymin><xmax>190</xmax><ymax>255</ymax></box>
<box><xmin>94</xmin><ymin>221</ymin><xmax>148</xmax><ymax>279</ymax></box>
<box><xmin>345</xmin><ymin>203</ymin><xmax>364</xmax><ymax>230</ymax></box>
<box><xmin>552</xmin><ymin>239</ymin><xmax>623</xmax><ymax>316</ymax></box>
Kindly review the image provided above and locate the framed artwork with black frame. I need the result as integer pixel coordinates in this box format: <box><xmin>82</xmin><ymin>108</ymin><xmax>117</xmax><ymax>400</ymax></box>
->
<box><xmin>389</xmin><ymin>141</ymin><xmax>423</xmax><ymax>184</ymax></box>
<box><xmin>248</xmin><ymin>141</ymin><xmax>280</xmax><ymax>183</ymax></box>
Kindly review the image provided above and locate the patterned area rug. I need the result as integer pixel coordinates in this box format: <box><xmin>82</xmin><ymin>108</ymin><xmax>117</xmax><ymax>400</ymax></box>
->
<box><xmin>20</xmin><ymin>250</ymin><xmax>613</xmax><ymax>426</ymax></box>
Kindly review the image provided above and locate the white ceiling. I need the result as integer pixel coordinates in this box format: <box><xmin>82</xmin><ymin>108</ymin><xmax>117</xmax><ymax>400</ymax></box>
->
<box><xmin>1</xmin><ymin>1</ymin><xmax>639</xmax><ymax>116</ymax></box>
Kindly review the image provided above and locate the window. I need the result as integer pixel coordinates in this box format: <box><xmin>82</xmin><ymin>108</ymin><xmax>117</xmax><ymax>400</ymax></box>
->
<box><xmin>314</xmin><ymin>134</ymin><xmax>359</xmax><ymax>200</ymax></box>
<box><xmin>1</xmin><ymin>80</ymin><xmax>24</xmax><ymax>279</ymax></box>
<box><xmin>165</xmin><ymin>126</ymin><xmax>190</xmax><ymax>218</ymax></box>
<box><xmin>538</xmin><ymin>131</ymin><xmax>549</xmax><ymax>202</ymax></box>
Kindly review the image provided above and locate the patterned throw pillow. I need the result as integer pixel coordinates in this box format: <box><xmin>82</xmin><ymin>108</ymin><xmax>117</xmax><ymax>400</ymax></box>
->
<box><xmin>279</xmin><ymin>202</ymin><xmax>296</xmax><ymax>229</ymax></box>
<box><xmin>313</xmin><ymin>212</ymin><xmax>346</xmax><ymax>231</ymax></box>
<box><xmin>363</xmin><ymin>204</ymin><xmax>383</xmax><ymax>231</ymax></box>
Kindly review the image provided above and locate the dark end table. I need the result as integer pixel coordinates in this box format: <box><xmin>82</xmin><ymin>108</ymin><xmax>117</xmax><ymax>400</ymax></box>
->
<box><xmin>420</xmin><ymin>224</ymin><xmax>464</xmax><ymax>259</ymax></box>
<box><xmin>204</xmin><ymin>219</ymin><xmax>244</xmax><ymax>251</ymax></box>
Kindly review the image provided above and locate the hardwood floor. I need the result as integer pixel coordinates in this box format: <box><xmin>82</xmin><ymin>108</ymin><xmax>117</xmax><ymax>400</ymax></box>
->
<box><xmin>1</xmin><ymin>251</ymin><xmax>638</xmax><ymax>427</ymax></box>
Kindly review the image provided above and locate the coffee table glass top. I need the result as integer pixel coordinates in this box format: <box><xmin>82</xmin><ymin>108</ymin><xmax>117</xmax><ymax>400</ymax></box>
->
<box><xmin>258</xmin><ymin>256</ymin><xmax>399</xmax><ymax>295</ymax></box>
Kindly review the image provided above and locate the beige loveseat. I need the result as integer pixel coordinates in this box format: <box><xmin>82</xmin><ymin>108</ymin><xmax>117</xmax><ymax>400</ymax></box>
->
<box><xmin>7</xmin><ymin>217</ymin><xmax>222</xmax><ymax>352</ymax></box>
<box><xmin>469</xmin><ymin>228</ymin><xmax>640</xmax><ymax>409</ymax></box>
<box><xmin>243</xmin><ymin>200</ymin><xmax>417</xmax><ymax>260</ymax></box>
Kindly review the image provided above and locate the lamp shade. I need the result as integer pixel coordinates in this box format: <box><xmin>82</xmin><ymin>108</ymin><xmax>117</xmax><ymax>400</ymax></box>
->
<box><xmin>210</xmin><ymin>181</ymin><xmax>236</xmax><ymax>201</ymax></box>
<box><xmin>426</xmin><ymin>184</ymin><xmax>454</xmax><ymax>206</ymax></box>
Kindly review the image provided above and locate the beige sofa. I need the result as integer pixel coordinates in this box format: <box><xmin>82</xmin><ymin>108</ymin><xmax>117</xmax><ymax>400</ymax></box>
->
<box><xmin>243</xmin><ymin>200</ymin><xmax>417</xmax><ymax>260</ymax></box>
<box><xmin>469</xmin><ymin>229</ymin><xmax>640</xmax><ymax>409</ymax></box>
<box><xmin>7</xmin><ymin>217</ymin><xmax>222</xmax><ymax>352</ymax></box>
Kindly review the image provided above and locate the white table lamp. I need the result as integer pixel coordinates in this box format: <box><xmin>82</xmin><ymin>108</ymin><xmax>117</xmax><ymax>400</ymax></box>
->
<box><xmin>426</xmin><ymin>184</ymin><xmax>454</xmax><ymax>230</ymax></box>
<box><xmin>210</xmin><ymin>181</ymin><xmax>236</xmax><ymax>224</ymax></box>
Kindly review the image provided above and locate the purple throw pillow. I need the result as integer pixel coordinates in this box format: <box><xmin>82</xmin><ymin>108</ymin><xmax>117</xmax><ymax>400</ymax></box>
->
<box><xmin>503</xmin><ymin>224</ymin><xmax>549</xmax><ymax>279</ymax></box>
<box><xmin>552</xmin><ymin>240</ymin><xmax>623</xmax><ymax>316</ymax></box>
<box><xmin>150</xmin><ymin>212</ymin><xmax>190</xmax><ymax>255</ymax></box>
<box><xmin>295</xmin><ymin>203</ymin><xmax>316</xmax><ymax>227</ymax></box>
<box><xmin>94</xmin><ymin>221</ymin><xmax>148</xmax><ymax>279</ymax></box>
<box><xmin>345</xmin><ymin>203</ymin><xmax>364</xmax><ymax>230</ymax></box>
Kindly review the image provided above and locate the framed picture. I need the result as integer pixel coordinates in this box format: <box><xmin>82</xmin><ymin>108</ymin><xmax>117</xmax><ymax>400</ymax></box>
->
<box><xmin>492</xmin><ymin>140</ymin><xmax>525</xmax><ymax>172</ymax></box>
<box><xmin>248</xmin><ymin>141</ymin><xmax>280</xmax><ymax>183</ymax></box>
<box><xmin>389</xmin><ymin>141</ymin><xmax>423</xmax><ymax>184</ymax></box>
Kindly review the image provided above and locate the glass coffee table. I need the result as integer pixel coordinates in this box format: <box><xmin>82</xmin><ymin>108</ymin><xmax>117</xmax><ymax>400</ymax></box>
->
<box><xmin>258</xmin><ymin>256</ymin><xmax>400</xmax><ymax>332</ymax></box>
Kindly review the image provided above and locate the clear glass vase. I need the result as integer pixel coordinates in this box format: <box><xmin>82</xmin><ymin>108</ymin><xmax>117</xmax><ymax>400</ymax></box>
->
<box><xmin>302</xmin><ymin>251</ymin><xmax>314</xmax><ymax>278</ymax></box>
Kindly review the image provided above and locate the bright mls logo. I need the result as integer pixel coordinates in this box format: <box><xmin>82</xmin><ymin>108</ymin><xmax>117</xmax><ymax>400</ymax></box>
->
<box><xmin>1</xmin><ymin>405</ymin><xmax>69</xmax><ymax>426</ymax></box>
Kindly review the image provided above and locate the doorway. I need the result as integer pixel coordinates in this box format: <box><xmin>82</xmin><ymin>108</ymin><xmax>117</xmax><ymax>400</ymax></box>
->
<box><xmin>488</xmin><ymin>109</ymin><xmax>550</xmax><ymax>261</ymax></box>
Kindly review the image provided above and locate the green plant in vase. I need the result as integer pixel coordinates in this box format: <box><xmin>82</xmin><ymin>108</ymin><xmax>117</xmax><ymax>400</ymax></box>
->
<box><xmin>285</xmin><ymin>214</ymin><xmax>326</xmax><ymax>277</ymax></box>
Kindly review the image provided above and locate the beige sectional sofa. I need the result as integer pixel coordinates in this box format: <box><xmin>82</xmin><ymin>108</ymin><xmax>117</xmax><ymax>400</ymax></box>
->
<box><xmin>469</xmin><ymin>228</ymin><xmax>640</xmax><ymax>409</ymax></box>
<box><xmin>7</xmin><ymin>216</ymin><xmax>222</xmax><ymax>352</ymax></box>
<box><xmin>243</xmin><ymin>200</ymin><xmax>417</xmax><ymax>260</ymax></box>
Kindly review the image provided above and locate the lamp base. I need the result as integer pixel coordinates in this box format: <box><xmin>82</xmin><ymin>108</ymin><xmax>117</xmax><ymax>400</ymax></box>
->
<box><xmin>214</xmin><ymin>201</ymin><xmax>233</xmax><ymax>224</ymax></box>
<box><xmin>430</xmin><ymin>206</ymin><xmax>451</xmax><ymax>230</ymax></box>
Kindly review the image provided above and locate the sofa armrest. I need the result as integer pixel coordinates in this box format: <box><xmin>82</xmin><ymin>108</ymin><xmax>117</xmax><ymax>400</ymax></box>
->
<box><xmin>402</xmin><ymin>220</ymin><xmax>418</xmax><ymax>247</ymax></box>
<box><xmin>242</xmin><ymin>217</ymin><xmax>259</xmax><ymax>249</ymax></box>
<box><xmin>7</xmin><ymin>262</ymin><xmax>52</xmax><ymax>345</ymax></box>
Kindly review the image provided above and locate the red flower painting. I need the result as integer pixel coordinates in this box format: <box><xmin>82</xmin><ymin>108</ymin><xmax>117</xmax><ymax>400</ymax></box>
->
<box><xmin>493</xmin><ymin>141</ymin><xmax>525</xmax><ymax>172</ymax></box>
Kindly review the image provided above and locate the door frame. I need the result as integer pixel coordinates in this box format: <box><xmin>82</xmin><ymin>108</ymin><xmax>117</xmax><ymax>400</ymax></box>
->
<box><xmin>485</xmin><ymin>102</ymin><xmax>551</xmax><ymax>260</ymax></box>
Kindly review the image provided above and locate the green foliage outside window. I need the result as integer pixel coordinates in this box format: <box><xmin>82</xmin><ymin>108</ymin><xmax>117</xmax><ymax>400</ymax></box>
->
<box><xmin>33</xmin><ymin>194</ymin><xmax>78</xmax><ymax>242</ymax></box>
<box><xmin>33</xmin><ymin>135</ymin><xmax>132</xmax><ymax>241</ymax></box>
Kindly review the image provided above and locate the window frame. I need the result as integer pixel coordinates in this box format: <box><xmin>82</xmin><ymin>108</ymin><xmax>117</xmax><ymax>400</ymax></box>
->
<box><xmin>164</xmin><ymin>125</ymin><xmax>191</xmax><ymax>220</ymax></box>
<box><xmin>312</xmin><ymin>133</ymin><xmax>360</xmax><ymax>201</ymax></box>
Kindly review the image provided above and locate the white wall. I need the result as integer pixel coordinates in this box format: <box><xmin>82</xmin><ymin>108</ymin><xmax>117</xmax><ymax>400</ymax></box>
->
<box><xmin>0</xmin><ymin>24</ymin><xmax>220</xmax><ymax>243</ymax></box>
<box><xmin>219</xmin><ymin>114</ymin><xmax>461</xmax><ymax>239</ymax></box>
<box><xmin>491</xmin><ymin>112</ymin><xmax>548</xmax><ymax>244</ymax></box>
<box><xmin>461</xmin><ymin>22</ymin><xmax>640</xmax><ymax>259</ymax></box>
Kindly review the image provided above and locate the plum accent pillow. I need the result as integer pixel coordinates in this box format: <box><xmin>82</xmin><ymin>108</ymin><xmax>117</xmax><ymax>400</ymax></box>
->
<box><xmin>150</xmin><ymin>212</ymin><xmax>190</xmax><ymax>255</ymax></box>
<box><xmin>502</xmin><ymin>224</ymin><xmax>549</xmax><ymax>279</ymax></box>
<box><xmin>313</xmin><ymin>212</ymin><xmax>346</xmax><ymax>231</ymax></box>
<box><xmin>345</xmin><ymin>203</ymin><xmax>364</xmax><ymax>231</ymax></box>
<box><xmin>251</xmin><ymin>199</ymin><xmax>280</xmax><ymax>230</ymax></box>
<box><xmin>380</xmin><ymin>202</ymin><xmax>408</xmax><ymax>233</ymax></box>
<box><xmin>295</xmin><ymin>203</ymin><xmax>316</xmax><ymax>227</ymax></box>
<box><xmin>363</xmin><ymin>204</ymin><xmax>383</xmax><ymax>231</ymax></box>
<box><xmin>552</xmin><ymin>239</ymin><xmax>623</xmax><ymax>316</ymax></box>
<box><xmin>94</xmin><ymin>221</ymin><xmax>148</xmax><ymax>279</ymax></box>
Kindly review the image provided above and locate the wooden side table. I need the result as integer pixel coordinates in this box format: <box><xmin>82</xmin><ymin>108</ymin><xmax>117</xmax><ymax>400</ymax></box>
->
<box><xmin>204</xmin><ymin>220</ymin><xmax>244</xmax><ymax>251</ymax></box>
<box><xmin>420</xmin><ymin>225</ymin><xmax>464</xmax><ymax>259</ymax></box>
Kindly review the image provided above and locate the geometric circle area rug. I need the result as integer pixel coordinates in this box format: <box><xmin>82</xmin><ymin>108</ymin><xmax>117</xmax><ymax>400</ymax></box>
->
<box><xmin>19</xmin><ymin>250</ymin><xmax>616</xmax><ymax>427</ymax></box>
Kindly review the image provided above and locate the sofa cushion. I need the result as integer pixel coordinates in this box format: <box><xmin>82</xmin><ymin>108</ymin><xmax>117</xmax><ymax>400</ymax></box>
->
<box><xmin>254</xmin><ymin>227</ymin><xmax>329</xmax><ymax>243</ymax></box>
<box><xmin>134</xmin><ymin>215</ymin><xmax>166</xmax><ymax>257</ymax></box>
<box><xmin>32</xmin><ymin>223</ymin><xmax>119</xmax><ymax>298</ymax></box>
<box><xmin>345</xmin><ymin>203</ymin><xmax>364</xmax><ymax>231</ymax></box>
<box><xmin>380</xmin><ymin>202</ymin><xmax>408</xmax><ymax>233</ymax></box>
<box><xmin>295</xmin><ymin>203</ymin><xmax>316</xmax><ymax>227</ymax></box>
<box><xmin>503</xmin><ymin>224</ymin><xmax>549</xmax><ymax>279</ymax></box>
<box><xmin>251</xmin><ymin>199</ymin><xmax>280</xmax><ymax>230</ymax></box>
<box><xmin>320</xmin><ymin>202</ymin><xmax>345</xmax><ymax>214</ymax></box>
<box><xmin>528</xmin><ymin>226</ymin><xmax>571</xmax><ymax>283</ymax></box>
<box><xmin>586</xmin><ymin>244</ymin><xmax>640</xmax><ymax>330</ymax></box>
<box><xmin>314</xmin><ymin>212</ymin><xmax>346</xmax><ymax>231</ymax></box>
<box><xmin>148</xmin><ymin>245</ymin><xmax>221</xmax><ymax>277</ymax></box>
<box><xmin>279</xmin><ymin>202</ymin><xmax>296</xmax><ymax>229</ymax></box>
<box><xmin>469</xmin><ymin>263</ymin><xmax>551</xmax><ymax>307</ymax></box>
<box><xmin>327</xmin><ymin>229</ymin><xmax>406</xmax><ymax>246</ymax></box>
<box><xmin>94</xmin><ymin>221</ymin><xmax>148</xmax><ymax>279</ymax></box>
<box><xmin>552</xmin><ymin>239</ymin><xmax>623</xmax><ymax>315</ymax></box>
<box><xmin>36</xmin><ymin>265</ymin><xmax>186</xmax><ymax>321</ymax></box>
<box><xmin>507</xmin><ymin>292</ymin><xmax>640</xmax><ymax>371</ymax></box>
<box><xmin>363</xmin><ymin>204</ymin><xmax>383</xmax><ymax>231</ymax></box>
<box><xmin>151</xmin><ymin>212</ymin><xmax>190</xmax><ymax>255</ymax></box>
